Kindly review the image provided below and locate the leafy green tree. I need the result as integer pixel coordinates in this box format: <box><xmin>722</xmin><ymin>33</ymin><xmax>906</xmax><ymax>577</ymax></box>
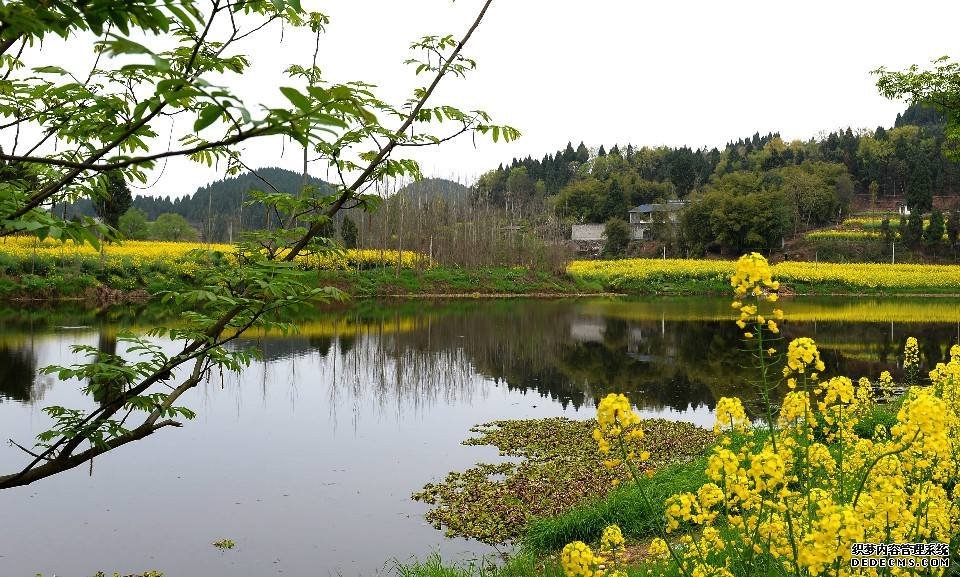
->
<box><xmin>601</xmin><ymin>218</ymin><xmax>631</xmax><ymax>258</ymax></box>
<box><xmin>600</xmin><ymin>179</ymin><xmax>627</xmax><ymax>221</ymax></box>
<box><xmin>876</xmin><ymin>57</ymin><xmax>960</xmax><ymax>160</ymax></box>
<box><xmin>551</xmin><ymin>178</ymin><xmax>604</xmax><ymax>222</ymax></box>
<box><xmin>924</xmin><ymin>209</ymin><xmax>945</xmax><ymax>247</ymax></box>
<box><xmin>340</xmin><ymin>216</ymin><xmax>359</xmax><ymax>249</ymax></box>
<box><xmin>0</xmin><ymin>0</ymin><xmax>514</xmax><ymax>489</ymax></box>
<box><xmin>505</xmin><ymin>166</ymin><xmax>535</xmax><ymax>202</ymax></box>
<box><xmin>152</xmin><ymin>213</ymin><xmax>198</xmax><ymax>242</ymax></box>
<box><xmin>118</xmin><ymin>208</ymin><xmax>151</xmax><ymax>240</ymax></box>
<box><xmin>93</xmin><ymin>171</ymin><xmax>132</xmax><ymax>229</ymax></box>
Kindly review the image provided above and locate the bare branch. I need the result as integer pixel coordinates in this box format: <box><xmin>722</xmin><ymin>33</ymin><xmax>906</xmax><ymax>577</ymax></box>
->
<box><xmin>284</xmin><ymin>0</ymin><xmax>495</xmax><ymax>260</ymax></box>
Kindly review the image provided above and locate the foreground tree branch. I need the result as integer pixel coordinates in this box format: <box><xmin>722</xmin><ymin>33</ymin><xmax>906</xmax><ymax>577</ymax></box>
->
<box><xmin>0</xmin><ymin>0</ymin><xmax>515</xmax><ymax>490</ymax></box>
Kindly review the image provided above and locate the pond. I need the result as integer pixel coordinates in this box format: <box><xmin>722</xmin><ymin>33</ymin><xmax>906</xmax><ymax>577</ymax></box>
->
<box><xmin>1</xmin><ymin>296</ymin><xmax>958</xmax><ymax>577</ymax></box>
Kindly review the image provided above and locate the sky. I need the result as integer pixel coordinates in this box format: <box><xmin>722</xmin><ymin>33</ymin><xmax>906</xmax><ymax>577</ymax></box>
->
<box><xmin>22</xmin><ymin>0</ymin><xmax>960</xmax><ymax>197</ymax></box>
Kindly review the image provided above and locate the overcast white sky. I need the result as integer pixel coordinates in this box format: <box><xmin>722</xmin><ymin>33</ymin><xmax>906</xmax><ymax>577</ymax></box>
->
<box><xmin>31</xmin><ymin>1</ymin><xmax>960</xmax><ymax>196</ymax></box>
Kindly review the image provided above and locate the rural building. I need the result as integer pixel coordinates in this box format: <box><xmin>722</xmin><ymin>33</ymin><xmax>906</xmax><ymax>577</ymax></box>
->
<box><xmin>570</xmin><ymin>200</ymin><xmax>689</xmax><ymax>241</ymax></box>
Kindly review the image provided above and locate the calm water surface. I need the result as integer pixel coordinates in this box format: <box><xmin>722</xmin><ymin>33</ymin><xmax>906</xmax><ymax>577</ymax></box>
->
<box><xmin>1</xmin><ymin>296</ymin><xmax>958</xmax><ymax>577</ymax></box>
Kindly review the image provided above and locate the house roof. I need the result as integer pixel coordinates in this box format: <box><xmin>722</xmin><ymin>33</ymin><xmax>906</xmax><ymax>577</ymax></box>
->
<box><xmin>629</xmin><ymin>201</ymin><xmax>688</xmax><ymax>213</ymax></box>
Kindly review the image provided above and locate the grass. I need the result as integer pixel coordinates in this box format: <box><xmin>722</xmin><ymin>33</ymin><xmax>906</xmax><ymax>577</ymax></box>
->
<box><xmin>522</xmin><ymin>455</ymin><xmax>708</xmax><ymax>556</ymax></box>
<box><xmin>394</xmin><ymin>551</ymin><xmax>563</xmax><ymax>577</ymax></box>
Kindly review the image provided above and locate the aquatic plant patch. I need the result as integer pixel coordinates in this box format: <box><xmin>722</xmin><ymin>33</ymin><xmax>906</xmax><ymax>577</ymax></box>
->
<box><xmin>412</xmin><ymin>417</ymin><xmax>713</xmax><ymax>545</ymax></box>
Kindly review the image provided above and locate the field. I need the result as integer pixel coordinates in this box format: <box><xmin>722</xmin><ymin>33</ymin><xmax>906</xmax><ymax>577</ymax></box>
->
<box><xmin>0</xmin><ymin>237</ymin><xmax>426</xmax><ymax>297</ymax></box>
<box><xmin>567</xmin><ymin>257</ymin><xmax>960</xmax><ymax>294</ymax></box>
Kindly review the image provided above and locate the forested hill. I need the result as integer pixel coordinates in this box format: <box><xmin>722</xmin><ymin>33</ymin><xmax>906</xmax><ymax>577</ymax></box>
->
<box><xmin>472</xmin><ymin>104</ymin><xmax>960</xmax><ymax>255</ymax></box>
<box><xmin>395</xmin><ymin>177</ymin><xmax>472</xmax><ymax>205</ymax></box>
<box><xmin>54</xmin><ymin>167</ymin><xmax>330</xmax><ymax>242</ymax></box>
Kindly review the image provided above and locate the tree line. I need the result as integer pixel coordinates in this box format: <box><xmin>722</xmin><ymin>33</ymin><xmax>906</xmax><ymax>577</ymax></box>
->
<box><xmin>470</xmin><ymin>104</ymin><xmax>959</xmax><ymax>256</ymax></box>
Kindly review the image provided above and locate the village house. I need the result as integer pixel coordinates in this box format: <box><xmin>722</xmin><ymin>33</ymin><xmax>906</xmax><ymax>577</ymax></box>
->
<box><xmin>571</xmin><ymin>200</ymin><xmax>689</xmax><ymax>242</ymax></box>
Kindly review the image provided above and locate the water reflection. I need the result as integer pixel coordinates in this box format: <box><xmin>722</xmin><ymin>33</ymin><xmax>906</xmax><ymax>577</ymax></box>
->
<box><xmin>3</xmin><ymin>298</ymin><xmax>960</xmax><ymax>414</ymax></box>
<box><xmin>0</xmin><ymin>344</ymin><xmax>36</xmax><ymax>402</ymax></box>
<box><xmin>211</xmin><ymin>297</ymin><xmax>960</xmax><ymax>419</ymax></box>
<box><xmin>1</xmin><ymin>297</ymin><xmax>959</xmax><ymax>577</ymax></box>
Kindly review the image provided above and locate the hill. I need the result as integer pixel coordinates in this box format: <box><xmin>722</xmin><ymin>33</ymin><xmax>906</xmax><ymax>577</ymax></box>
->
<box><xmin>395</xmin><ymin>178</ymin><xmax>472</xmax><ymax>205</ymax></box>
<box><xmin>53</xmin><ymin>167</ymin><xmax>330</xmax><ymax>242</ymax></box>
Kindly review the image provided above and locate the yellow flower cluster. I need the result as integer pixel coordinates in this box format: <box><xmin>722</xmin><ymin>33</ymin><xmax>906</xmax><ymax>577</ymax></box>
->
<box><xmin>599</xmin><ymin>524</ymin><xmax>625</xmax><ymax>565</ymax></box>
<box><xmin>302</xmin><ymin>248</ymin><xmax>426</xmax><ymax>270</ymax></box>
<box><xmin>713</xmin><ymin>397</ymin><xmax>750</xmax><ymax>435</ymax></box>
<box><xmin>783</xmin><ymin>337</ymin><xmax>825</xmax><ymax>385</ymax></box>
<box><xmin>647</xmin><ymin>538</ymin><xmax>670</xmax><ymax>561</ymax></box>
<box><xmin>560</xmin><ymin>525</ymin><xmax>632</xmax><ymax>577</ymax></box>
<box><xmin>730</xmin><ymin>252</ymin><xmax>780</xmax><ymax>299</ymax></box>
<box><xmin>0</xmin><ymin>237</ymin><xmax>427</xmax><ymax>275</ymax></box>
<box><xmin>592</xmin><ymin>393</ymin><xmax>644</xmax><ymax>454</ymax></box>
<box><xmin>561</xmin><ymin>541</ymin><xmax>605</xmax><ymax>577</ymax></box>
<box><xmin>569</xmin><ymin>256</ymin><xmax>960</xmax><ymax>577</ymax></box>
<box><xmin>903</xmin><ymin>336</ymin><xmax>920</xmax><ymax>385</ymax></box>
<box><xmin>729</xmin><ymin>253</ymin><xmax>781</xmax><ymax>340</ymax></box>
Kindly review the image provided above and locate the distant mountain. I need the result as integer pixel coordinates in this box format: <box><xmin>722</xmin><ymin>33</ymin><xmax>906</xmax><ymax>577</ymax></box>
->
<box><xmin>395</xmin><ymin>178</ymin><xmax>472</xmax><ymax>205</ymax></box>
<box><xmin>53</xmin><ymin>167</ymin><xmax>330</xmax><ymax>242</ymax></box>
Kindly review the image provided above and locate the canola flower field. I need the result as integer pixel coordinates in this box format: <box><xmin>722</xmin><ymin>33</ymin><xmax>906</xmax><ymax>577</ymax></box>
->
<box><xmin>0</xmin><ymin>237</ymin><xmax>426</xmax><ymax>296</ymax></box>
<box><xmin>567</xmin><ymin>258</ymin><xmax>960</xmax><ymax>294</ymax></box>
<box><xmin>0</xmin><ymin>237</ymin><xmax>426</xmax><ymax>290</ymax></box>
<box><xmin>805</xmin><ymin>230</ymin><xmax>881</xmax><ymax>241</ymax></box>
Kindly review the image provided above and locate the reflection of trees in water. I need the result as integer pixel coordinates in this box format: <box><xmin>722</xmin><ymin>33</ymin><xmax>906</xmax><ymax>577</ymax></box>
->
<box><xmin>386</xmin><ymin>301</ymin><xmax>592</xmax><ymax>410</ymax></box>
<box><xmin>10</xmin><ymin>299</ymin><xmax>960</xmax><ymax>416</ymax></box>
<box><xmin>227</xmin><ymin>302</ymin><xmax>960</xmax><ymax>419</ymax></box>
<box><xmin>0</xmin><ymin>345</ymin><xmax>37</xmax><ymax>402</ymax></box>
<box><xmin>322</xmin><ymin>329</ymin><xmax>478</xmax><ymax>425</ymax></box>
<box><xmin>785</xmin><ymin>320</ymin><xmax>960</xmax><ymax>382</ymax></box>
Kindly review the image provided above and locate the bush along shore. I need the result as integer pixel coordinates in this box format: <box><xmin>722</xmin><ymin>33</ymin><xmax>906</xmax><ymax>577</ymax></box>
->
<box><xmin>397</xmin><ymin>253</ymin><xmax>960</xmax><ymax>577</ymax></box>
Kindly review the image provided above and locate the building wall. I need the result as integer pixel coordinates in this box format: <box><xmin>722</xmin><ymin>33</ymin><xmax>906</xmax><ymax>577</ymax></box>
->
<box><xmin>571</xmin><ymin>224</ymin><xmax>606</xmax><ymax>241</ymax></box>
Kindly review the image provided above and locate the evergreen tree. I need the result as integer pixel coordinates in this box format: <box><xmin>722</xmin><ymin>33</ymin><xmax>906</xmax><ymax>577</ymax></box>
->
<box><xmin>340</xmin><ymin>216</ymin><xmax>358</xmax><ymax>248</ymax></box>
<box><xmin>947</xmin><ymin>210</ymin><xmax>960</xmax><ymax>247</ymax></box>
<box><xmin>93</xmin><ymin>171</ymin><xmax>132</xmax><ymax>228</ymax></box>
<box><xmin>597</xmin><ymin>145</ymin><xmax>607</xmax><ymax>157</ymax></box>
<box><xmin>575</xmin><ymin>142</ymin><xmax>589</xmax><ymax>163</ymax></box>
<box><xmin>879</xmin><ymin>216</ymin><xmax>894</xmax><ymax>247</ymax></box>
<box><xmin>601</xmin><ymin>179</ymin><xmax>626</xmax><ymax>221</ymax></box>
<box><xmin>904</xmin><ymin>212</ymin><xmax>924</xmax><ymax>247</ymax></box>
<box><xmin>906</xmin><ymin>153</ymin><xmax>933</xmax><ymax>214</ymax></box>
<box><xmin>924</xmin><ymin>209</ymin><xmax>945</xmax><ymax>247</ymax></box>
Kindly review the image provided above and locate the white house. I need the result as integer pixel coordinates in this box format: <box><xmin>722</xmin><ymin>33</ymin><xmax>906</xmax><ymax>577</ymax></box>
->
<box><xmin>571</xmin><ymin>200</ymin><xmax>689</xmax><ymax>242</ymax></box>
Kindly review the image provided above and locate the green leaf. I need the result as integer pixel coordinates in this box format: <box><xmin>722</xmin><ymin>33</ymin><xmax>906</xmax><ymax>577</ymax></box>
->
<box><xmin>279</xmin><ymin>86</ymin><xmax>311</xmax><ymax>112</ymax></box>
<box><xmin>194</xmin><ymin>104</ymin><xmax>221</xmax><ymax>132</ymax></box>
<box><xmin>32</xmin><ymin>66</ymin><xmax>68</xmax><ymax>74</ymax></box>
